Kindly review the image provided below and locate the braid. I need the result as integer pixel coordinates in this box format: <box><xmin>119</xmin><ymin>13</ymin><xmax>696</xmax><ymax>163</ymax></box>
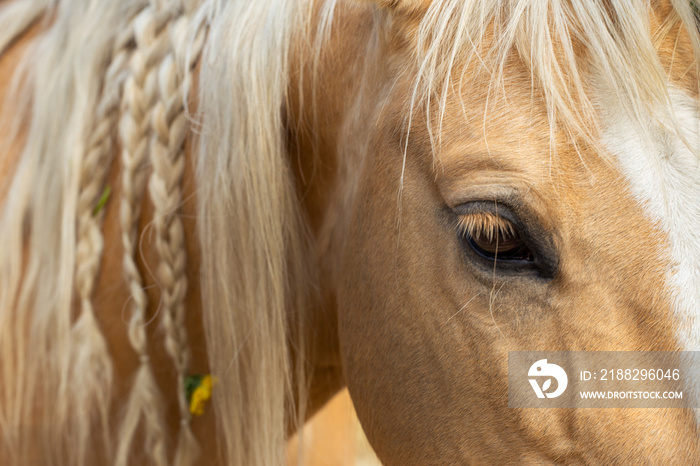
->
<box><xmin>67</xmin><ymin>23</ymin><xmax>137</xmax><ymax>465</ymax></box>
<box><xmin>147</xmin><ymin>14</ymin><xmax>206</xmax><ymax>466</ymax></box>
<box><xmin>116</xmin><ymin>6</ymin><xmax>176</xmax><ymax>466</ymax></box>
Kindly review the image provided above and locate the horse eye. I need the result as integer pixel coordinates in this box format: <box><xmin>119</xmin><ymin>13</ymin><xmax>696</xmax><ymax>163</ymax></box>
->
<box><xmin>458</xmin><ymin>213</ymin><xmax>534</xmax><ymax>263</ymax></box>
<box><xmin>467</xmin><ymin>228</ymin><xmax>533</xmax><ymax>262</ymax></box>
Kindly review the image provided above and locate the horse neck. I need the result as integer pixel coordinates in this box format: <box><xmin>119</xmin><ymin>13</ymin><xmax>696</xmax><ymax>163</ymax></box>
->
<box><xmin>284</xmin><ymin>2</ymin><xmax>382</xmax><ymax>416</ymax></box>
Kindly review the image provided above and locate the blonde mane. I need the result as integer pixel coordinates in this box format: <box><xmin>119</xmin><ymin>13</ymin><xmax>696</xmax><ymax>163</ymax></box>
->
<box><xmin>0</xmin><ymin>0</ymin><xmax>698</xmax><ymax>465</ymax></box>
<box><xmin>0</xmin><ymin>0</ymin><xmax>311</xmax><ymax>464</ymax></box>
<box><xmin>404</xmin><ymin>0</ymin><xmax>700</xmax><ymax>160</ymax></box>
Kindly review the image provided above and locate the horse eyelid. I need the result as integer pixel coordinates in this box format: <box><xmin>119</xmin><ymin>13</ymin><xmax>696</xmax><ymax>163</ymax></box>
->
<box><xmin>452</xmin><ymin>202</ymin><xmax>559</xmax><ymax>278</ymax></box>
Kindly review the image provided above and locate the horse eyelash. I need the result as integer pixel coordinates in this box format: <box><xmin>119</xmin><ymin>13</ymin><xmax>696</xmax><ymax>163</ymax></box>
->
<box><xmin>456</xmin><ymin>212</ymin><xmax>517</xmax><ymax>242</ymax></box>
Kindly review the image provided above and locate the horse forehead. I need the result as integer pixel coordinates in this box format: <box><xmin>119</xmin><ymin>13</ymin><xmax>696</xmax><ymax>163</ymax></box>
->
<box><xmin>599</xmin><ymin>88</ymin><xmax>700</xmax><ymax>352</ymax></box>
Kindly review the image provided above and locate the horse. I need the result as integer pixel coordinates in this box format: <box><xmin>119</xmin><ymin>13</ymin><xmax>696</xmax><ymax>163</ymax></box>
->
<box><xmin>1</xmin><ymin>0</ymin><xmax>700</xmax><ymax>464</ymax></box>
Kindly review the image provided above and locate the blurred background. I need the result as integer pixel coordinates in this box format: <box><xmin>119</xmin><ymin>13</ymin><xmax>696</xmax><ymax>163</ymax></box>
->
<box><xmin>287</xmin><ymin>390</ymin><xmax>382</xmax><ymax>466</ymax></box>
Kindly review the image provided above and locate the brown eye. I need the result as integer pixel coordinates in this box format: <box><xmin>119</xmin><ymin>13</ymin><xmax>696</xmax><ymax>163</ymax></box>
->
<box><xmin>458</xmin><ymin>212</ymin><xmax>534</xmax><ymax>262</ymax></box>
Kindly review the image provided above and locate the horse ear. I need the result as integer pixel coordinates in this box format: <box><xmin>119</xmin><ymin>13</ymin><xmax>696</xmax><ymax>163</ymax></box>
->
<box><xmin>355</xmin><ymin>0</ymin><xmax>431</xmax><ymax>13</ymax></box>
